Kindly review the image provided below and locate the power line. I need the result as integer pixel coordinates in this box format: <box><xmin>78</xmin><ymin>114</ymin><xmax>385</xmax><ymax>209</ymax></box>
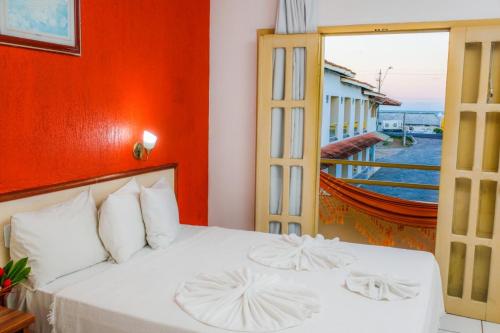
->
<box><xmin>357</xmin><ymin>71</ymin><xmax>446</xmax><ymax>76</ymax></box>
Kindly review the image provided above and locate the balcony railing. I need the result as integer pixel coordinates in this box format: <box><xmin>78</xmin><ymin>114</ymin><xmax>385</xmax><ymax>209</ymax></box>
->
<box><xmin>321</xmin><ymin>159</ymin><xmax>441</xmax><ymax>190</ymax></box>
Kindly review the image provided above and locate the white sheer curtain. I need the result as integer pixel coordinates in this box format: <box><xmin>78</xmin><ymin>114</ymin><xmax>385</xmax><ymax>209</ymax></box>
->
<box><xmin>269</xmin><ymin>0</ymin><xmax>317</xmax><ymax>235</ymax></box>
<box><xmin>275</xmin><ymin>0</ymin><xmax>317</xmax><ymax>34</ymax></box>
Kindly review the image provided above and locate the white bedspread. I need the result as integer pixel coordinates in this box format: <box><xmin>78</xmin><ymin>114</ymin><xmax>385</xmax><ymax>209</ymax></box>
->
<box><xmin>249</xmin><ymin>234</ymin><xmax>355</xmax><ymax>271</ymax></box>
<box><xmin>175</xmin><ymin>268</ymin><xmax>320</xmax><ymax>331</ymax></box>
<box><xmin>31</xmin><ymin>226</ymin><xmax>443</xmax><ymax>333</ymax></box>
<box><xmin>345</xmin><ymin>271</ymin><xmax>421</xmax><ymax>301</ymax></box>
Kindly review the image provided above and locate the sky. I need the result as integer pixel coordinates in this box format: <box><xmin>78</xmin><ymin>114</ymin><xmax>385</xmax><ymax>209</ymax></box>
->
<box><xmin>324</xmin><ymin>32</ymin><xmax>449</xmax><ymax>112</ymax></box>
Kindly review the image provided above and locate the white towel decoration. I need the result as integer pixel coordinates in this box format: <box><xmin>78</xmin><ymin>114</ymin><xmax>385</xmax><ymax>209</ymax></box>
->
<box><xmin>175</xmin><ymin>268</ymin><xmax>320</xmax><ymax>332</ymax></box>
<box><xmin>249</xmin><ymin>234</ymin><xmax>355</xmax><ymax>271</ymax></box>
<box><xmin>345</xmin><ymin>271</ymin><xmax>420</xmax><ymax>301</ymax></box>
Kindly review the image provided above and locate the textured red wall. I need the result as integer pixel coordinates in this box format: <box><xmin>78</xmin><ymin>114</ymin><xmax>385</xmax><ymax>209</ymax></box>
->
<box><xmin>0</xmin><ymin>0</ymin><xmax>209</xmax><ymax>225</ymax></box>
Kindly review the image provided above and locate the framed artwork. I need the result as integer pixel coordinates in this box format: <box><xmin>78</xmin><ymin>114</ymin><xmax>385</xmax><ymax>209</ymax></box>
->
<box><xmin>0</xmin><ymin>0</ymin><xmax>80</xmax><ymax>55</ymax></box>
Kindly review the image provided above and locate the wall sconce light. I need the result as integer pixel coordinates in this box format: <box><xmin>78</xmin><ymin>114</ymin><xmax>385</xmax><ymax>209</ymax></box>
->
<box><xmin>133</xmin><ymin>130</ymin><xmax>157</xmax><ymax>160</ymax></box>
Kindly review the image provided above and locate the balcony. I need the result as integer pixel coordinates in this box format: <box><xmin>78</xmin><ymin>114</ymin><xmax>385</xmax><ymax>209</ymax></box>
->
<box><xmin>329</xmin><ymin>123</ymin><xmax>338</xmax><ymax>142</ymax></box>
<box><xmin>343</xmin><ymin>122</ymin><xmax>350</xmax><ymax>137</ymax></box>
<box><xmin>322</xmin><ymin>158</ymin><xmax>440</xmax><ymax>191</ymax></box>
<box><xmin>319</xmin><ymin>158</ymin><xmax>440</xmax><ymax>252</ymax></box>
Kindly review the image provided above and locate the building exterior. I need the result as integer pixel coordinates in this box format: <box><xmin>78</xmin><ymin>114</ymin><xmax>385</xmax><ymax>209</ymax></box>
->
<box><xmin>382</xmin><ymin>119</ymin><xmax>404</xmax><ymax>130</ymax></box>
<box><xmin>321</xmin><ymin>61</ymin><xmax>401</xmax><ymax>179</ymax></box>
<box><xmin>378</xmin><ymin>111</ymin><xmax>443</xmax><ymax>134</ymax></box>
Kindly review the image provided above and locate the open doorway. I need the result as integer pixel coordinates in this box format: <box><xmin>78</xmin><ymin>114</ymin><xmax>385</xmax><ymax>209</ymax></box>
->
<box><xmin>318</xmin><ymin>32</ymin><xmax>449</xmax><ymax>251</ymax></box>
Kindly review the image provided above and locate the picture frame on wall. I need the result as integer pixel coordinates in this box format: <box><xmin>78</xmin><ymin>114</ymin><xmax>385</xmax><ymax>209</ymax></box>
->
<box><xmin>0</xmin><ymin>0</ymin><xmax>80</xmax><ymax>55</ymax></box>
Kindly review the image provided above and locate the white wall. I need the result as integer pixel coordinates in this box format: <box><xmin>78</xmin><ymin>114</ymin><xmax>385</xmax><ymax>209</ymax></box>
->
<box><xmin>209</xmin><ymin>0</ymin><xmax>500</xmax><ymax>230</ymax></box>
<box><xmin>321</xmin><ymin>70</ymin><xmax>370</xmax><ymax>146</ymax></box>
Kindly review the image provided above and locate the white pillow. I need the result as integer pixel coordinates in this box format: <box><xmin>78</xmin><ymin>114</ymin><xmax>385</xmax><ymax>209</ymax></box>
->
<box><xmin>10</xmin><ymin>190</ymin><xmax>108</xmax><ymax>289</ymax></box>
<box><xmin>98</xmin><ymin>178</ymin><xmax>146</xmax><ymax>263</ymax></box>
<box><xmin>140</xmin><ymin>178</ymin><xmax>180</xmax><ymax>249</ymax></box>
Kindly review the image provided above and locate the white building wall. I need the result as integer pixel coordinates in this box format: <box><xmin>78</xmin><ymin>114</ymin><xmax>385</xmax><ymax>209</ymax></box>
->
<box><xmin>321</xmin><ymin>70</ymin><xmax>371</xmax><ymax>147</ymax></box>
<box><xmin>384</xmin><ymin>120</ymin><xmax>403</xmax><ymax>130</ymax></box>
<box><xmin>346</xmin><ymin>98</ymin><xmax>355</xmax><ymax>137</ymax></box>
<box><xmin>320</xmin><ymin>72</ymin><xmax>342</xmax><ymax>146</ymax></box>
<box><xmin>368</xmin><ymin>104</ymin><xmax>378</xmax><ymax>132</ymax></box>
<box><xmin>209</xmin><ymin>0</ymin><xmax>500</xmax><ymax>230</ymax></box>
<box><xmin>354</xmin><ymin>100</ymin><xmax>361</xmax><ymax>134</ymax></box>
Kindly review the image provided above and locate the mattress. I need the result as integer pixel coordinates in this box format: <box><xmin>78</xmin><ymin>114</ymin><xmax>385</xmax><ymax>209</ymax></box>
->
<box><xmin>22</xmin><ymin>225</ymin><xmax>444</xmax><ymax>333</ymax></box>
<box><xmin>19</xmin><ymin>226</ymin><xmax>205</xmax><ymax>333</ymax></box>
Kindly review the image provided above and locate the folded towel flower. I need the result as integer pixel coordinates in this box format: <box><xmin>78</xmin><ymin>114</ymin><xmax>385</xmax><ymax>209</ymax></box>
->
<box><xmin>249</xmin><ymin>234</ymin><xmax>356</xmax><ymax>271</ymax></box>
<box><xmin>345</xmin><ymin>271</ymin><xmax>420</xmax><ymax>301</ymax></box>
<box><xmin>175</xmin><ymin>268</ymin><xmax>320</xmax><ymax>332</ymax></box>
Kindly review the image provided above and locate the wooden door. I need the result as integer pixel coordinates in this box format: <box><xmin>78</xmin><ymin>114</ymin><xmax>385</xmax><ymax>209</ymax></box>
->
<box><xmin>436</xmin><ymin>25</ymin><xmax>500</xmax><ymax>323</ymax></box>
<box><xmin>255</xmin><ymin>33</ymin><xmax>322</xmax><ymax>236</ymax></box>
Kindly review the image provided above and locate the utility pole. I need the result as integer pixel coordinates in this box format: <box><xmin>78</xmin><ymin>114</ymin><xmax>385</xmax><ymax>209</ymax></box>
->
<box><xmin>376</xmin><ymin>66</ymin><xmax>393</xmax><ymax>93</ymax></box>
<box><xmin>402</xmin><ymin>112</ymin><xmax>407</xmax><ymax>146</ymax></box>
<box><xmin>377</xmin><ymin>69</ymin><xmax>382</xmax><ymax>93</ymax></box>
<box><xmin>376</xmin><ymin>66</ymin><xmax>392</xmax><ymax>132</ymax></box>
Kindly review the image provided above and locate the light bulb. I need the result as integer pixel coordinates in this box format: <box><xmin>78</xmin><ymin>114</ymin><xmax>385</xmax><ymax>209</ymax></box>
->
<box><xmin>143</xmin><ymin>130</ymin><xmax>157</xmax><ymax>150</ymax></box>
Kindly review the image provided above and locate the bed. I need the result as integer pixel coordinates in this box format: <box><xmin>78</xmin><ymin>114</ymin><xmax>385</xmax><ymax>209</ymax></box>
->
<box><xmin>0</xmin><ymin>165</ymin><xmax>444</xmax><ymax>333</ymax></box>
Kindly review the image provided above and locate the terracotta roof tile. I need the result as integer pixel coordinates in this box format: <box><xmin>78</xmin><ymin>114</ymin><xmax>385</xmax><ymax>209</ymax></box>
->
<box><xmin>321</xmin><ymin>133</ymin><xmax>383</xmax><ymax>160</ymax></box>
<box><xmin>324</xmin><ymin>60</ymin><xmax>356</xmax><ymax>76</ymax></box>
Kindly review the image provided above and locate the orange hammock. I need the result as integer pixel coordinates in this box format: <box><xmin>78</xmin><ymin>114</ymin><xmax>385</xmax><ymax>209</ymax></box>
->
<box><xmin>320</xmin><ymin>171</ymin><xmax>437</xmax><ymax>228</ymax></box>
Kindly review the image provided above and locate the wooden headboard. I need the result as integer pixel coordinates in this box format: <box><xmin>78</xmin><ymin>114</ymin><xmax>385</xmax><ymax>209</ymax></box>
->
<box><xmin>0</xmin><ymin>164</ymin><xmax>177</xmax><ymax>265</ymax></box>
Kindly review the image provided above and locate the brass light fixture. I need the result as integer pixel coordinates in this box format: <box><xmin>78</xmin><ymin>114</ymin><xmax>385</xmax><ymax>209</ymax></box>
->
<box><xmin>133</xmin><ymin>130</ymin><xmax>158</xmax><ymax>160</ymax></box>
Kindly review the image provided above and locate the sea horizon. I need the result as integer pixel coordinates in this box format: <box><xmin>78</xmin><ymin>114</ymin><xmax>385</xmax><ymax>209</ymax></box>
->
<box><xmin>379</xmin><ymin>109</ymin><xmax>444</xmax><ymax>114</ymax></box>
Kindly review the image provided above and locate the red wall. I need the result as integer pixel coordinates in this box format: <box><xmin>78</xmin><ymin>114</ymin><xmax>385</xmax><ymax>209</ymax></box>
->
<box><xmin>0</xmin><ymin>0</ymin><xmax>209</xmax><ymax>225</ymax></box>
